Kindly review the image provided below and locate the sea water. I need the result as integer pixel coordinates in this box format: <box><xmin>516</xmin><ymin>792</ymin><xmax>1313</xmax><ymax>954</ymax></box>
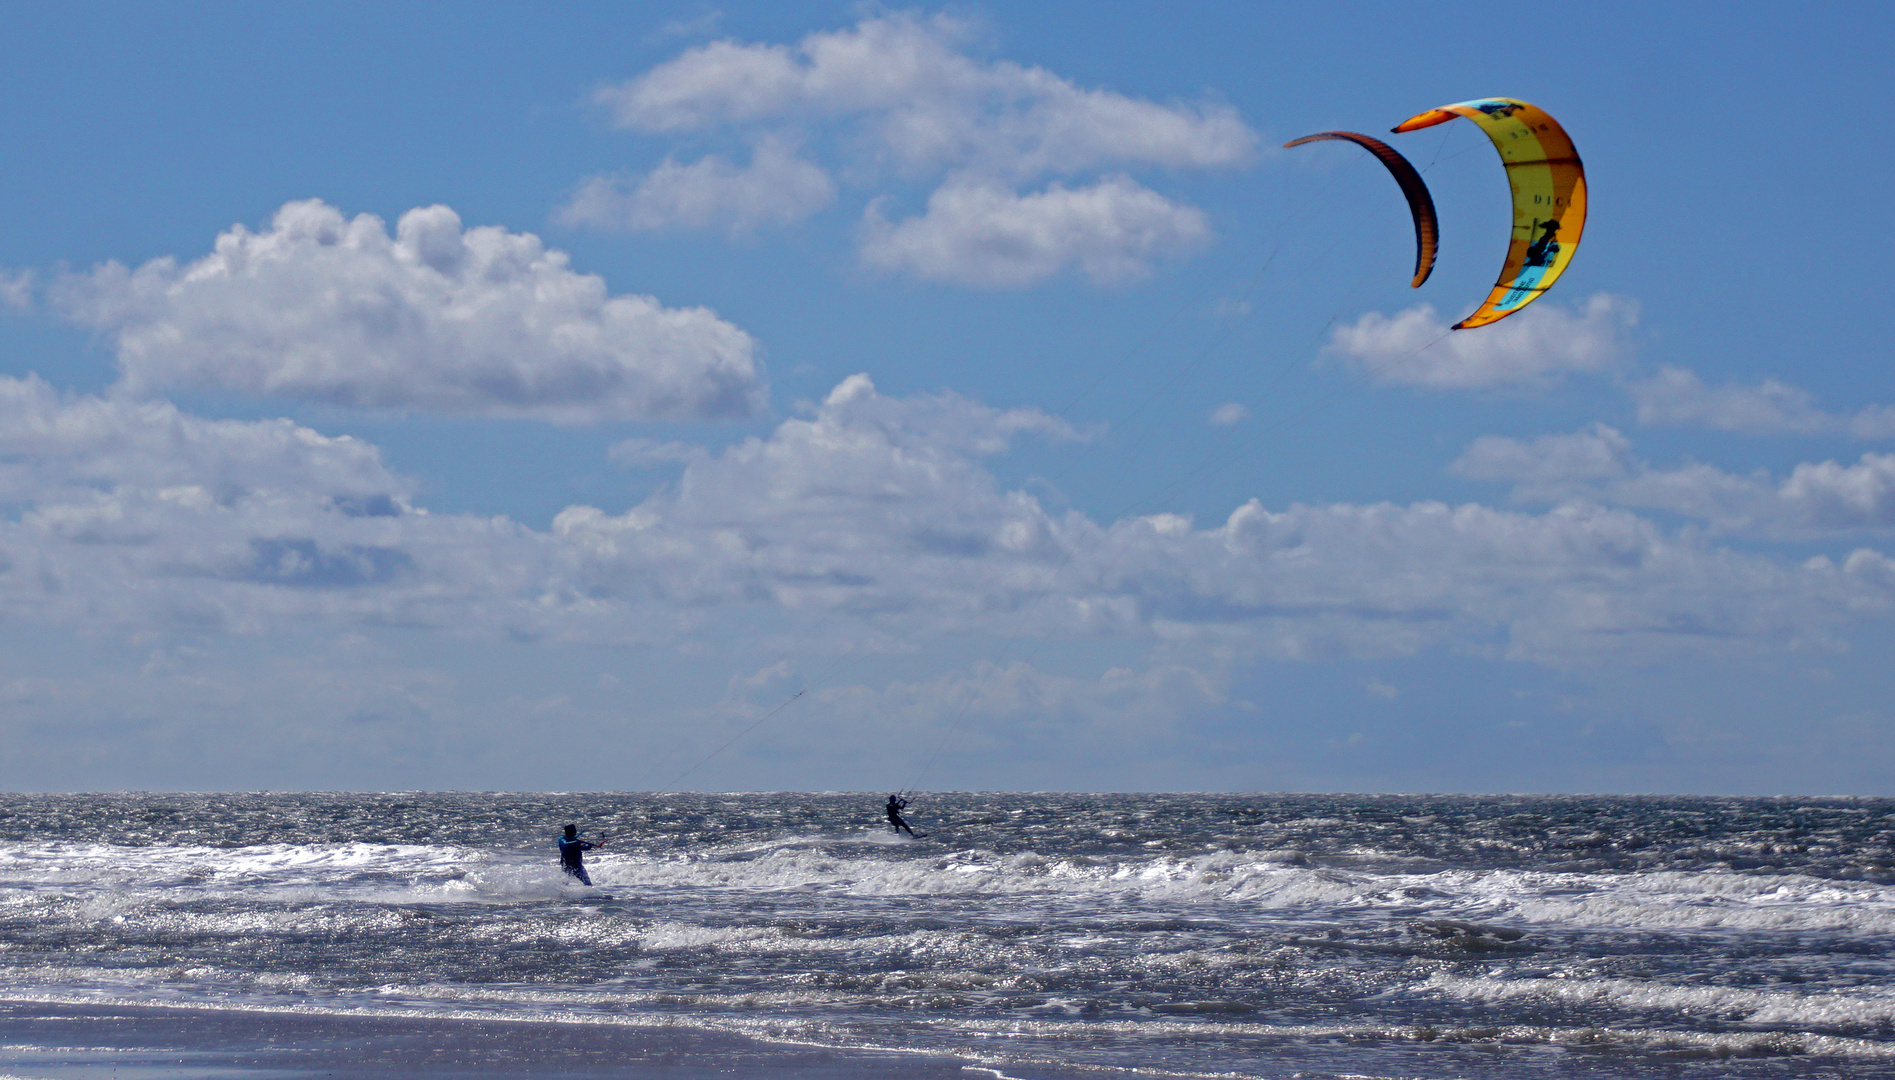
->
<box><xmin>0</xmin><ymin>792</ymin><xmax>1891</xmax><ymax>1079</ymax></box>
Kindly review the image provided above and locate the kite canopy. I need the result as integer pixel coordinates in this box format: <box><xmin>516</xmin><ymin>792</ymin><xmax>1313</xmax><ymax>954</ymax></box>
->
<box><xmin>1392</xmin><ymin>98</ymin><xmax>1586</xmax><ymax>329</ymax></box>
<box><xmin>1283</xmin><ymin>131</ymin><xmax>1439</xmax><ymax>288</ymax></box>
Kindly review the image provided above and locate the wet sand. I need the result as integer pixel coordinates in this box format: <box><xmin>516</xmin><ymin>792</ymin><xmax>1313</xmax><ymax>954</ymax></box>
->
<box><xmin>0</xmin><ymin>1001</ymin><xmax>1004</xmax><ymax>1080</ymax></box>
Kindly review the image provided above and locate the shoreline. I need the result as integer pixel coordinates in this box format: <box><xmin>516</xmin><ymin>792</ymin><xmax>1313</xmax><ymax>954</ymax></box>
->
<box><xmin>0</xmin><ymin>999</ymin><xmax>1007</xmax><ymax>1080</ymax></box>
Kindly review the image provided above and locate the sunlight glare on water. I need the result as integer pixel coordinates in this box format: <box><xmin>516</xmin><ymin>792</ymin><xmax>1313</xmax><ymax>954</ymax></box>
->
<box><xmin>0</xmin><ymin>792</ymin><xmax>1891</xmax><ymax>1079</ymax></box>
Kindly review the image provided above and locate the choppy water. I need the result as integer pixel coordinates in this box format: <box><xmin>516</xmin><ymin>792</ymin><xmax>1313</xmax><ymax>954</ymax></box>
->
<box><xmin>1</xmin><ymin>792</ymin><xmax>1892</xmax><ymax>1079</ymax></box>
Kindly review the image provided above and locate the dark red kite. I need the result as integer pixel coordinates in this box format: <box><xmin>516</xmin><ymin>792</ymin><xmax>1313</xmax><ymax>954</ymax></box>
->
<box><xmin>1283</xmin><ymin>131</ymin><xmax>1439</xmax><ymax>288</ymax></box>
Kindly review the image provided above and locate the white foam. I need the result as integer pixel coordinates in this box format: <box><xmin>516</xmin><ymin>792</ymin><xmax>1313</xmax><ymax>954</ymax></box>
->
<box><xmin>9</xmin><ymin>832</ymin><xmax>1895</xmax><ymax>949</ymax></box>
<box><xmin>1491</xmin><ymin>868</ymin><xmax>1895</xmax><ymax>935</ymax></box>
<box><xmin>1425</xmin><ymin>971</ymin><xmax>1895</xmax><ymax>1028</ymax></box>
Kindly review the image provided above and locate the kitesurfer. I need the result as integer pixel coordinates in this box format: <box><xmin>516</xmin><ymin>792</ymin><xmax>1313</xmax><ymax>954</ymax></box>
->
<box><xmin>558</xmin><ymin>823</ymin><xmax>600</xmax><ymax>885</ymax></box>
<box><xmin>885</xmin><ymin>795</ymin><xmax>916</xmax><ymax>837</ymax></box>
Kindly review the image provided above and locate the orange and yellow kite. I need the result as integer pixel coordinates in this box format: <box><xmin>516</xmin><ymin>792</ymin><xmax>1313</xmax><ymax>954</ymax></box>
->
<box><xmin>1393</xmin><ymin>98</ymin><xmax>1587</xmax><ymax>329</ymax></box>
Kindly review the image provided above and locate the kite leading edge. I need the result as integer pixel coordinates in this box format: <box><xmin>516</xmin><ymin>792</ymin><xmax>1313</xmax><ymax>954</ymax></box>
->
<box><xmin>1283</xmin><ymin>131</ymin><xmax>1439</xmax><ymax>288</ymax></box>
<box><xmin>1392</xmin><ymin>98</ymin><xmax>1586</xmax><ymax>330</ymax></box>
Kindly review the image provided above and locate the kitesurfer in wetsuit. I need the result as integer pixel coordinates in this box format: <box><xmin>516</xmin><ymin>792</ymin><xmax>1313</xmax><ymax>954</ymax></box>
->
<box><xmin>885</xmin><ymin>795</ymin><xmax>916</xmax><ymax>837</ymax></box>
<box><xmin>558</xmin><ymin>823</ymin><xmax>599</xmax><ymax>885</ymax></box>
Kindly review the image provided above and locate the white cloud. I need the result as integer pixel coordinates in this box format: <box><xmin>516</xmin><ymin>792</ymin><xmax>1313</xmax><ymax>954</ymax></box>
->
<box><xmin>0</xmin><ymin>269</ymin><xmax>33</xmax><ymax>312</ymax></box>
<box><xmin>1329</xmin><ymin>294</ymin><xmax>1635</xmax><ymax>390</ymax></box>
<box><xmin>648</xmin><ymin>9</ymin><xmax>723</xmax><ymax>42</ymax></box>
<box><xmin>0</xmin><ymin>373</ymin><xmax>403</xmax><ymax>510</ymax></box>
<box><xmin>1780</xmin><ymin>455</ymin><xmax>1895</xmax><ymax>529</ymax></box>
<box><xmin>1210</xmin><ymin>402</ymin><xmax>1248</xmax><ymax>426</ymax></box>
<box><xmin>859</xmin><ymin>176</ymin><xmax>1210</xmax><ymax>287</ymax></box>
<box><xmin>547</xmin><ymin>376</ymin><xmax>1878</xmax><ymax>664</ymax></box>
<box><xmin>1630</xmin><ymin>365</ymin><xmax>1895</xmax><ymax>438</ymax></box>
<box><xmin>1453</xmin><ymin>423</ymin><xmax>1635</xmax><ymax>496</ymax></box>
<box><xmin>0</xmin><ymin>373</ymin><xmax>1884</xmax><ymax>688</ymax></box>
<box><xmin>598</xmin><ymin>34</ymin><xmax>807</xmax><ymax>133</ymax></box>
<box><xmin>53</xmin><ymin>200</ymin><xmax>764</xmax><ymax>423</ymax></box>
<box><xmin>553</xmin><ymin>373</ymin><xmax>1085</xmax><ymax>617</ymax></box>
<box><xmin>1456</xmin><ymin>425</ymin><xmax>1895</xmax><ymax>538</ymax></box>
<box><xmin>0</xmin><ymin>372</ymin><xmax>540</xmax><ymax>634</ymax></box>
<box><xmin>1144</xmin><ymin>498</ymin><xmax>1869</xmax><ymax>662</ymax></box>
<box><xmin>558</xmin><ymin>136</ymin><xmax>836</xmax><ymax>235</ymax></box>
<box><xmin>596</xmin><ymin>13</ymin><xmax>1254</xmax><ymax>177</ymax></box>
<box><xmin>579</xmin><ymin>13</ymin><xmax>1252</xmax><ymax>281</ymax></box>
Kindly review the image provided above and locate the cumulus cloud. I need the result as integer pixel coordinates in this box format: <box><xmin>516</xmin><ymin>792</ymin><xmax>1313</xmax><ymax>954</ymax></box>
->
<box><xmin>0</xmin><ymin>374</ymin><xmax>404</xmax><ymax>511</ymax></box>
<box><xmin>1329</xmin><ymin>294</ymin><xmax>1635</xmax><ymax>390</ymax></box>
<box><xmin>578</xmin><ymin>12</ymin><xmax>1253</xmax><ymax>284</ymax></box>
<box><xmin>53</xmin><ymin>200</ymin><xmax>764</xmax><ymax>422</ymax></box>
<box><xmin>558</xmin><ymin>136</ymin><xmax>836</xmax><ymax>235</ymax></box>
<box><xmin>859</xmin><ymin>176</ymin><xmax>1210</xmax><ymax>287</ymax></box>
<box><xmin>1455</xmin><ymin>424</ymin><xmax>1782</xmax><ymax>531</ymax></box>
<box><xmin>553</xmin><ymin>373</ymin><xmax>1085</xmax><ymax>618</ymax></box>
<box><xmin>0</xmin><ymin>372</ymin><xmax>549</xmax><ymax>634</ymax></box>
<box><xmin>1456</xmin><ymin>424</ymin><xmax>1895</xmax><ymax>538</ymax></box>
<box><xmin>545</xmin><ymin>375</ymin><xmax>1879</xmax><ymax>664</ymax></box>
<box><xmin>1630</xmin><ymin>365</ymin><xmax>1895</xmax><ymax>438</ymax></box>
<box><xmin>1779</xmin><ymin>456</ymin><xmax>1895</xmax><ymax>530</ymax></box>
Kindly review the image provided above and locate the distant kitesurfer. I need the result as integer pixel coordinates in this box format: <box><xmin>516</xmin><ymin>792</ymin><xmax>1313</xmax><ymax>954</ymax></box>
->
<box><xmin>885</xmin><ymin>795</ymin><xmax>916</xmax><ymax>837</ymax></box>
<box><xmin>558</xmin><ymin>823</ymin><xmax>600</xmax><ymax>885</ymax></box>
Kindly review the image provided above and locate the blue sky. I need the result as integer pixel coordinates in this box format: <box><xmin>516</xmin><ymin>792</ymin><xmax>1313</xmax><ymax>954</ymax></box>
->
<box><xmin>1</xmin><ymin>2</ymin><xmax>1891</xmax><ymax>793</ymax></box>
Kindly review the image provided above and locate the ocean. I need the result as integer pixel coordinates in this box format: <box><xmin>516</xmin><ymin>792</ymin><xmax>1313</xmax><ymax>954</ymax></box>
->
<box><xmin>0</xmin><ymin>791</ymin><xmax>1890</xmax><ymax>1079</ymax></box>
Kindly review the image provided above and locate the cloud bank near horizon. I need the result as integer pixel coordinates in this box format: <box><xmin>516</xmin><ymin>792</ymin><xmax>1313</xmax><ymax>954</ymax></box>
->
<box><xmin>0</xmin><ymin>369</ymin><xmax>1879</xmax><ymax>666</ymax></box>
<box><xmin>0</xmin><ymin>351</ymin><xmax>1889</xmax><ymax>789</ymax></box>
